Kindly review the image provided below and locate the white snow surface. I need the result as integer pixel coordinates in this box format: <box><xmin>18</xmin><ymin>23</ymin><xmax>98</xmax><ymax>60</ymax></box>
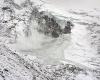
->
<box><xmin>0</xmin><ymin>0</ymin><xmax>100</xmax><ymax>80</ymax></box>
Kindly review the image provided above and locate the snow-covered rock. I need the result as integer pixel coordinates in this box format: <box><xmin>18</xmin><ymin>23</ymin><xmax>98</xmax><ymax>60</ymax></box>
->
<box><xmin>0</xmin><ymin>0</ymin><xmax>100</xmax><ymax>80</ymax></box>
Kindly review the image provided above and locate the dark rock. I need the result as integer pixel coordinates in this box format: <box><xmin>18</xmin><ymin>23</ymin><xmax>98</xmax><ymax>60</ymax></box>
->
<box><xmin>2</xmin><ymin>7</ymin><xmax>10</xmax><ymax>10</ymax></box>
<box><xmin>63</xmin><ymin>21</ymin><xmax>74</xmax><ymax>34</ymax></box>
<box><xmin>31</xmin><ymin>8</ymin><xmax>73</xmax><ymax>38</ymax></box>
<box><xmin>3</xmin><ymin>21</ymin><xmax>8</xmax><ymax>23</ymax></box>
<box><xmin>37</xmin><ymin>14</ymin><xmax>63</xmax><ymax>38</ymax></box>
<box><xmin>63</xmin><ymin>27</ymin><xmax>71</xmax><ymax>34</ymax></box>
<box><xmin>52</xmin><ymin>31</ymin><xmax>59</xmax><ymax>38</ymax></box>
<box><xmin>4</xmin><ymin>69</ymin><xmax>8</xmax><ymax>72</ymax></box>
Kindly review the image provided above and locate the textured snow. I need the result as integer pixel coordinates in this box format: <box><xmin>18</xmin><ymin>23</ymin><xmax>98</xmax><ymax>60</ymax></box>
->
<box><xmin>0</xmin><ymin>0</ymin><xmax>100</xmax><ymax>80</ymax></box>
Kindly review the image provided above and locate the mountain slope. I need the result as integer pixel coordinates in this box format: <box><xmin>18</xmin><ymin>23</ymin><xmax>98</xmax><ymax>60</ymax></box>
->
<box><xmin>0</xmin><ymin>0</ymin><xmax>100</xmax><ymax>80</ymax></box>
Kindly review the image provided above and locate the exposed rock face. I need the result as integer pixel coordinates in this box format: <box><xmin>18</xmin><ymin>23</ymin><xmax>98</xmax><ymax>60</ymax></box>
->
<box><xmin>63</xmin><ymin>21</ymin><xmax>74</xmax><ymax>34</ymax></box>
<box><xmin>37</xmin><ymin>14</ymin><xmax>62</xmax><ymax>38</ymax></box>
<box><xmin>32</xmin><ymin>10</ymin><xmax>73</xmax><ymax>38</ymax></box>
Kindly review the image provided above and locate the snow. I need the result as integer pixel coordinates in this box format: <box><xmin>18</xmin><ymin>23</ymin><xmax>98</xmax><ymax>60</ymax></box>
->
<box><xmin>75</xmin><ymin>73</ymin><xmax>97</xmax><ymax>80</ymax></box>
<box><xmin>0</xmin><ymin>0</ymin><xmax>100</xmax><ymax>80</ymax></box>
<box><xmin>64</xmin><ymin>23</ymin><xmax>97</xmax><ymax>69</ymax></box>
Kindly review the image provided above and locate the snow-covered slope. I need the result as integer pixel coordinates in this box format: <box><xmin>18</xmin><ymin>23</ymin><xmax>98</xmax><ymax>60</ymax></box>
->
<box><xmin>0</xmin><ymin>44</ymin><xmax>99</xmax><ymax>80</ymax></box>
<box><xmin>0</xmin><ymin>0</ymin><xmax>72</xmax><ymax>64</ymax></box>
<box><xmin>0</xmin><ymin>0</ymin><xmax>100</xmax><ymax>80</ymax></box>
